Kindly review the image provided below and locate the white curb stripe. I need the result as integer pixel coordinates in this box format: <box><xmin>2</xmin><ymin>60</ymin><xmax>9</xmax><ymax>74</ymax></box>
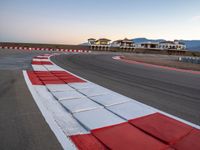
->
<box><xmin>68</xmin><ymin>82</ymin><xmax>98</xmax><ymax>90</ymax></box>
<box><xmin>73</xmin><ymin>108</ymin><xmax>125</xmax><ymax>130</ymax></box>
<box><xmin>78</xmin><ymin>86</ymin><xmax>111</xmax><ymax>97</ymax></box>
<box><xmin>46</xmin><ymin>84</ymin><xmax>74</xmax><ymax>92</ymax></box>
<box><xmin>32</xmin><ymin>65</ymin><xmax>48</xmax><ymax>71</ymax></box>
<box><xmin>107</xmin><ymin>101</ymin><xmax>156</xmax><ymax>120</ymax></box>
<box><xmin>90</xmin><ymin>93</ymin><xmax>131</xmax><ymax>107</ymax></box>
<box><xmin>43</xmin><ymin>65</ymin><xmax>65</xmax><ymax>71</ymax></box>
<box><xmin>32</xmin><ymin>59</ymin><xmax>50</xmax><ymax>62</ymax></box>
<box><xmin>60</xmin><ymin>97</ymin><xmax>103</xmax><ymax>113</ymax></box>
<box><xmin>52</xmin><ymin>91</ymin><xmax>85</xmax><ymax>101</ymax></box>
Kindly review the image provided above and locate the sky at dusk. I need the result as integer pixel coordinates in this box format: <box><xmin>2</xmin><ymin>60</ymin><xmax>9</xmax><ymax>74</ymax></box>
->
<box><xmin>0</xmin><ymin>0</ymin><xmax>200</xmax><ymax>44</ymax></box>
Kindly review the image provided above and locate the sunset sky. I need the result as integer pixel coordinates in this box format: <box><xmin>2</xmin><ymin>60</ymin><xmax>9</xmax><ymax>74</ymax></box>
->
<box><xmin>0</xmin><ymin>0</ymin><xmax>200</xmax><ymax>44</ymax></box>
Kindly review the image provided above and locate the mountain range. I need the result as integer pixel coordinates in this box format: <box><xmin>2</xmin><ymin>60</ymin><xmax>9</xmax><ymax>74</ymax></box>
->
<box><xmin>132</xmin><ymin>38</ymin><xmax>200</xmax><ymax>51</ymax></box>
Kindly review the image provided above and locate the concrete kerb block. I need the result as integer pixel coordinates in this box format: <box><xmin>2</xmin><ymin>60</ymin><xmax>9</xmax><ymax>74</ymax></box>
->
<box><xmin>60</xmin><ymin>97</ymin><xmax>103</xmax><ymax>113</ymax></box>
<box><xmin>73</xmin><ymin>108</ymin><xmax>125</xmax><ymax>130</ymax></box>
<box><xmin>52</xmin><ymin>90</ymin><xmax>85</xmax><ymax>101</ymax></box>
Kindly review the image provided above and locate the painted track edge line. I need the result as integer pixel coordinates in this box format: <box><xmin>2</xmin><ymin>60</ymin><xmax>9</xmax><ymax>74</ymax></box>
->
<box><xmin>23</xmin><ymin>70</ymin><xmax>77</xmax><ymax>150</ymax></box>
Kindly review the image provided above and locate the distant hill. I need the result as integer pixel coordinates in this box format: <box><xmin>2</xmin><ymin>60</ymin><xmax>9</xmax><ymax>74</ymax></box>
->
<box><xmin>80</xmin><ymin>42</ymin><xmax>89</xmax><ymax>46</ymax></box>
<box><xmin>132</xmin><ymin>38</ymin><xmax>165</xmax><ymax>43</ymax></box>
<box><xmin>179</xmin><ymin>40</ymin><xmax>200</xmax><ymax>51</ymax></box>
<box><xmin>132</xmin><ymin>38</ymin><xmax>200</xmax><ymax>51</ymax></box>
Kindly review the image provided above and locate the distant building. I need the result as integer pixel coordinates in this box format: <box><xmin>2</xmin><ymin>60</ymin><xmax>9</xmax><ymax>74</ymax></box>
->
<box><xmin>159</xmin><ymin>40</ymin><xmax>186</xmax><ymax>50</ymax></box>
<box><xmin>112</xmin><ymin>38</ymin><xmax>135</xmax><ymax>50</ymax></box>
<box><xmin>88</xmin><ymin>38</ymin><xmax>111</xmax><ymax>50</ymax></box>
<box><xmin>135</xmin><ymin>40</ymin><xmax>186</xmax><ymax>50</ymax></box>
<box><xmin>88</xmin><ymin>38</ymin><xmax>96</xmax><ymax>45</ymax></box>
<box><xmin>87</xmin><ymin>38</ymin><xmax>187</xmax><ymax>54</ymax></box>
<box><xmin>139</xmin><ymin>42</ymin><xmax>160</xmax><ymax>49</ymax></box>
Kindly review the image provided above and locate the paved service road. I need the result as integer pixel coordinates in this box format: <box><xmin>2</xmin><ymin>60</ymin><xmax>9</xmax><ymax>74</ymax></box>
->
<box><xmin>0</xmin><ymin>49</ymin><xmax>62</xmax><ymax>150</ymax></box>
<box><xmin>52</xmin><ymin>53</ymin><xmax>200</xmax><ymax>125</ymax></box>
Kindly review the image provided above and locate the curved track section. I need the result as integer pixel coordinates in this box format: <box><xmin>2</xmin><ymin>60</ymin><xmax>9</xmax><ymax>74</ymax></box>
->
<box><xmin>52</xmin><ymin>53</ymin><xmax>200</xmax><ymax>125</ymax></box>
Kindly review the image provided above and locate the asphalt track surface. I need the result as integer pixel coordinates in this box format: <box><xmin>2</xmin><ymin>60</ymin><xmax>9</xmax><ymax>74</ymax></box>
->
<box><xmin>52</xmin><ymin>53</ymin><xmax>200</xmax><ymax>125</ymax></box>
<box><xmin>0</xmin><ymin>49</ymin><xmax>63</xmax><ymax>150</ymax></box>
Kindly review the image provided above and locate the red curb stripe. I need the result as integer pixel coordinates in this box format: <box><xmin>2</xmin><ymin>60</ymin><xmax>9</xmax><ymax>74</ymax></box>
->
<box><xmin>63</xmin><ymin>78</ymin><xmax>86</xmax><ymax>83</ymax></box>
<box><xmin>173</xmin><ymin>129</ymin><xmax>200</xmax><ymax>150</ymax></box>
<box><xmin>54</xmin><ymin>74</ymin><xmax>75</xmax><ymax>78</ymax></box>
<box><xmin>39</xmin><ymin>76</ymin><xmax>60</xmax><ymax>81</ymax></box>
<box><xmin>32</xmin><ymin>61</ymin><xmax>53</xmax><ymax>65</ymax></box>
<box><xmin>31</xmin><ymin>61</ymin><xmax>42</xmax><ymax>65</ymax></box>
<box><xmin>42</xmin><ymin>80</ymin><xmax>65</xmax><ymax>84</ymax></box>
<box><xmin>35</xmin><ymin>74</ymin><xmax>55</xmax><ymax>77</ymax></box>
<box><xmin>34</xmin><ymin>57</ymin><xmax>48</xmax><ymax>59</ymax></box>
<box><xmin>50</xmin><ymin>71</ymin><xmax>67</xmax><ymax>74</ymax></box>
<box><xmin>58</xmin><ymin>76</ymin><xmax>77</xmax><ymax>80</ymax></box>
<box><xmin>70</xmin><ymin>134</ymin><xmax>108</xmax><ymax>150</ymax></box>
<box><xmin>27</xmin><ymin>71</ymin><xmax>85</xmax><ymax>85</ymax></box>
<box><xmin>70</xmin><ymin>113</ymin><xmax>200</xmax><ymax>150</ymax></box>
<box><xmin>129</xmin><ymin>113</ymin><xmax>193</xmax><ymax>145</ymax></box>
<box><xmin>41</xmin><ymin>61</ymin><xmax>53</xmax><ymax>65</ymax></box>
<box><xmin>27</xmin><ymin>71</ymin><xmax>44</xmax><ymax>85</ymax></box>
<box><xmin>92</xmin><ymin>122</ymin><xmax>168</xmax><ymax>150</ymax></box>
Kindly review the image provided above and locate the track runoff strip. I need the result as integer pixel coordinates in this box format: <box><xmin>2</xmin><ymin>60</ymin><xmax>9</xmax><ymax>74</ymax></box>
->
<box><xmin>113</xmin><ymin>56</ymin><xmax>200</xmax><ymax>75</ymax></box>
<box><xmin>23</xmin><ymin>53</ymin><xmax>200</xmax><ymax>150</ymax></box>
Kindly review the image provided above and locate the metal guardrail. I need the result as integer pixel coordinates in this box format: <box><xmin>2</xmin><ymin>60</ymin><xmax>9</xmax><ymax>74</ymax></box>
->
<box><xmin>178</xmin><ymin>57</ymin><xmax>200</xmax><ymax>64</ymax></box>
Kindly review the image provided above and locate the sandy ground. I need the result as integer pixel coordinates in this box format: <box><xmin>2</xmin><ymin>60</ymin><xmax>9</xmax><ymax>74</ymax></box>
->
<box><xmin>123</xmin><ymin>54</ymin><xmax>200</xmax><ymax>71</ymax></box>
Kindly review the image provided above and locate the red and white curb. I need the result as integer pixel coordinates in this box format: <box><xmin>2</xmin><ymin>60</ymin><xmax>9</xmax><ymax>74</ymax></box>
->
<box><xmin>0</xmin><ymin>46</ymin><xmax>91</xmax><ymax>53</ymax></box>
<box><xmin>113</xmin><ymin>56</ymin><xmax>200</xmax><ymax>75</ymax></box>
<box><xmin>23</xmin><ymin>54</ymin><xmax>200</xmax><ymax>150</ymax></box>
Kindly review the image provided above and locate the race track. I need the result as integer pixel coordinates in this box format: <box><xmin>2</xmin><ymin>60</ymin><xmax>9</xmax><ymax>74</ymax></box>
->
<box><xmin>1</xmin><ymin>50</ymin><xmax>200</xmax><ymax>150</ymax></box>
<box><xmin>52</xmin><ymin>53</ymin><xmax>200</xmax><ymax>125</ymax></box>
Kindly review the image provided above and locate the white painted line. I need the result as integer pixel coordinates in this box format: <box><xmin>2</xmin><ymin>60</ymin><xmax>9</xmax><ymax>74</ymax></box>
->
<box><xmin>60</xmin><ymin>97</ymin><xmax>103</xmax><ymax>113</ymax></box>
<box><xmin>73</xmin><ymin>108</ymin><xmax>125</xmax><ymax>130</ymax></box>
<box><xmin>112</xmin><ymin>56</ymin><xmax>121</xmax><ymax>60</ymax></box>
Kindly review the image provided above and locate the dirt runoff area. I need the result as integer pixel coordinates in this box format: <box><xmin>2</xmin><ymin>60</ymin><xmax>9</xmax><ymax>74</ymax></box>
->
<box><xmin>123</xmin><ymin>53</ymin><xmax>200</xmax><ymax>71</ymax></box>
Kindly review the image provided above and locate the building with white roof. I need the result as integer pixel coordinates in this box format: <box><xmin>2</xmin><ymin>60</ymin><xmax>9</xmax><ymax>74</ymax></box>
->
<box><xmin>159</xmin><ymin>40</ymin><xmax>186</xmax><ymax>50</ymax></box>
<box><xmin>88</xmin><ymin>38</ymin><xmax>111</xmax><ymax>50</ymax></box>
<box><xmin>112</xmin><ymin>38</ymin><xmax>135</xmax><ymax>50</ymax></box>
